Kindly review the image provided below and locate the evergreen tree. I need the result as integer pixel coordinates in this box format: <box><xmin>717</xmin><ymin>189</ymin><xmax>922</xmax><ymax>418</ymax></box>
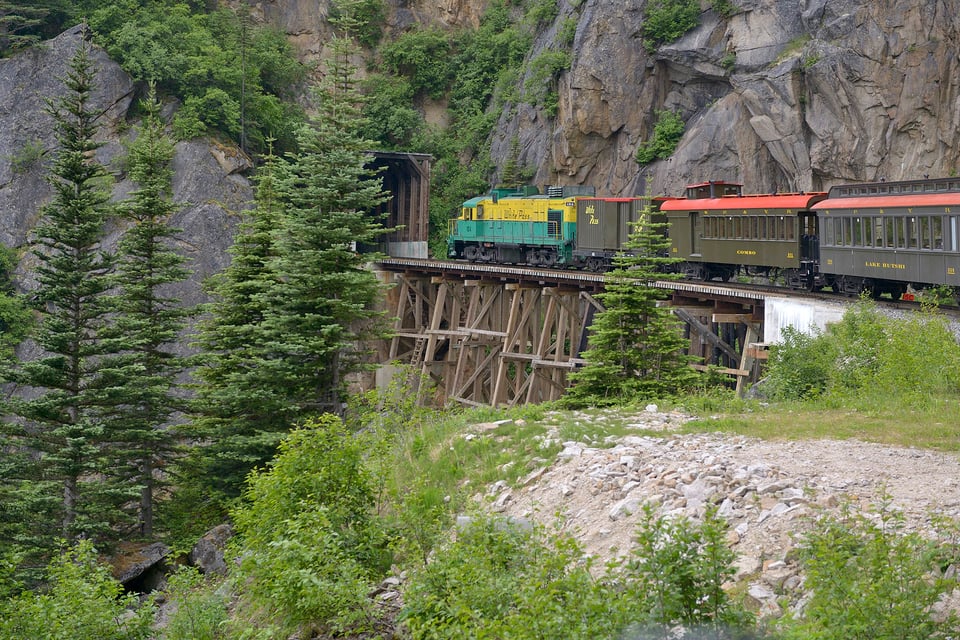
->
<box><xmin>97</xmin><ymin>87</ymin><xmax>192</xmax><ymax>536</ymax></box>
<box><xmin>181</xmin><ymin>148</ymin><xmax>292</xmax><ymax>504</ymax></box>
<box><xmin>564</xmin><ymin>202</ymin><xmax>696</xmax><ymax>406</ymax></box>
<box><xmin>0</xmin><ymin>1</ymin><xmax>49</xmax><ymax>55</ymax></box>
<box><xmin>257</xmin><ymin>33</ymin><xmax>391</xmax><ymax>416</ymax></box>
<box><xmin>0</xmin><ymin>246</ymin><xmax>30</xmax><ymax>361</ymax></box>
<box><xmin>498</xmin><ymin>136</ymin><xmax>526</xmax><ymax>190</ymax></box>
<box><xmin>181</xmin><ymin>34</ymin><xmax>391</xmax><ymax>505</ymax></box>
<box><xmin>0</xmin><ymin>36</ymin><xmax>122</xmax><ymax>564</ymax></box>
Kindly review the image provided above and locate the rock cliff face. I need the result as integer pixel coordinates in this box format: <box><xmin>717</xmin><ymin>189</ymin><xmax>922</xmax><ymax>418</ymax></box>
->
<box><xmin>0</xmin><ymin>26</ymin><xmax>250</xmax><ymax>306</ymax></box>
<box><xmin>500</xmin><ymin>0</ymin><xmax>960</xmax><ymax>197</ymax></box>
<box><xmin>238</xmin><ymin>0</ymin><xmax>960</xmax><ymax>197</ymax></box>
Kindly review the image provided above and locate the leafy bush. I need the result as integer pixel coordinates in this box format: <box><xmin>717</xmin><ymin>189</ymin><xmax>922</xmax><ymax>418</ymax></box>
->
<box><xmin>712</xmin><ymin>0</ymin><xmax>737</xmax><ymax>19</ymax></box>
<box><xmin>380</xmin><ymin>27</ymin><xmax>453</xmax><ymax>99</ymax></box>
<box><xmin>401</xmin><ymin>507</ymin><xmax>754</xmax><ymax>638</ymax></box>
<box><xmin>400</xmin><ymin>514</ymin><xmax>639</xmax><ymax>639</ymax></box>
<box><xmin>525</xmin><ymin>0</ymin><xmax>559</xmax><ymax>28</ymax></box>
<box><xmin>88</xmin><ymin>2</ymin><xmax>304</xmax><ymax>152</ymax></box>
<box><xmin>160</xmin><ymin>566</ymin><xmax>229</xmax><ymax>640</ymax></box>
<box><xmin>524</xmin><ymin>49</ymin><xmax>570</xmax><ymax>116</ymax></box>
<box><xmin>635</xmin><ymin>109</ymin><xmax>685</xmax><ymax>164</ymax></box>
<box><xmin>229</xmin><ymin>415</ymin><xmax>389</xmax><ymax>636</ymax></box>
<box><xmin>642</xmin><ymin>0</ymin><xmax>700</xmax><ymax>53</ymax></box>
<box><xmin>873</xmin><ymin>311</ymin><xmax>960</xmax><ymax>404</ymax></box>
<box><xmin>0</xmin><ymin>541</ymin><xmax>154</xmax><ymax>640</ymax></box>
<box><xmin>557</xmin><ymin>16</ymin><xmax>578</xmax><ymax>46</ymax></box>
<box><xmin>779</xmin><ymin>496</ymin><xmax>960</xmax><ymax>639</ymax></box>
<box><xmin>360</xmin><ymin>74</ymin><xmax>424</xmax><ymax>148</ymax></box>
<box><xmin>622</xmin><ymin>504</ymin><xmax>754</xmax><ymax>633</ymax></box>
<box><xmin>763</xmin><ymin>302</ymin><xmax>960</xmax><ymax>405</ymax></box>
<box><xmin>8</xmin><ymin>139</ymin><xmax>46</xmax><ymax>173</ymax></box>
<box><xmin>762</xmin><ymin>325</ymin><xmax>837</xmax><ymax>400</ymax></box>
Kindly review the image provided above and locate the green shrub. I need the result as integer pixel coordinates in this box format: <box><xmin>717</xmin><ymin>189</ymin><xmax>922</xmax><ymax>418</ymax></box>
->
<box><xmin>400</xmin><ymin>514</ymin><xmax>638</xmax><ymax>639</ymax></box>
<box><xmin>360</xmin><ymin>74</ymin><xmax>424</xmax><ymax>148</ymax></box>
<box><xmin>0</xmin><ymin>541</ymin><xmax>154</xmax><ymax>640</ymax></box>
<box><xmin>160</xmin><ymin>566</ymin><xmax>229</xmax><ymax>640</ymax></box>
<box><xmin>88</xmin><ymin>3</ymin><xmax>305</xmax><ymax>153</ymax></box>
<box><xmin>8</xmin><ymin>139</ymin><xmax>46</xmax><ymax>173</ymax></box>
<box><xmin>874</xmin><ymin>311</ymin><xmax>960</xmax><ymax>404</ymax></box>
<box><xmin>380</xmin><ymin>27</ymin><xmax>453</xmax><ymax>99</ymax></box>
<box><xmin>401</xmin><ymin>507</ymin><xmax>755</xmax><ymax>638</ymax></box>
<box><xmin>763</xmin><ymin>325</ymin><xmax>837</xmax><ymax>400</ymax></box>
<box><xmin>763</xmin><ymin>302</ymin><xmax>960</xmax><ymax>405</ymax></box>
<box><xmin>721</xmin><ymin>50</ymin><xmax>736</xmax><ymax>70</ymax></box>
<box><xmin>622</xmin><ymin>504</ymin><xmax>754</xmax><ymax>633</ymax></box>
<box><xmin>229</xmin><ymin>415</ymin><xmax>390</xmax><ymax>636</ymax></box>
<box><xmin>642</xmin><ymin>0</ymin><xmax>700</xmax><ymax>53</ymax></box>
<box><xmin>557</xmin><ymin>16</ymin><xmax>577</xmax><ymax>46</ymax></box>
<box><xmin>525</xmin><ymin>0</ymin><xmax>559</xmax><ymax>28</ymax></box>
<box><xmin>635</xmin><ymin>109</ymin><xmax>685</xmax><ymax>164</ymax></box>
<box><xmin>711</xmin><ymin>0</ymin><xmax>737</xmax><ymax>19</ymax></box>
<box><xmin>524</xmin><ymin>49</ymin><xmax>570</xmax><ymax>115</ymax></box>
<box><xmin>779</xmin><ymin>496</ymin><xmax>960</xmax><ymax>639</ymax></box>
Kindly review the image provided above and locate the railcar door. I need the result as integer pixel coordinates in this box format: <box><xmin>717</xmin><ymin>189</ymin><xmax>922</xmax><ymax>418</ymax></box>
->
<box><xmin>800</xmin><ymin>212</ymin><xmax>819</xmax><ymax>263</ymax></box>
<box><xmin>690</xmin><ymin>212</ymin><xmax>701</xmax><ymax>255</ymax></box>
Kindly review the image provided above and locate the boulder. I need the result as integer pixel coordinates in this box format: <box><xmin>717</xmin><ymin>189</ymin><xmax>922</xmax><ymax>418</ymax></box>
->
<box><xmin>188</xmin><ymin>523</ymin><xmax>234</xmax><ymax>576</ymax></box>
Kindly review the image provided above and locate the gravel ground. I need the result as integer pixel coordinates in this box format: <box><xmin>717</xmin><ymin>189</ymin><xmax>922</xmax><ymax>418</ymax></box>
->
<box><xmin>470</xmin><ymin>407</ymin><xmax>960</xmax><ymax>618</ymax></box>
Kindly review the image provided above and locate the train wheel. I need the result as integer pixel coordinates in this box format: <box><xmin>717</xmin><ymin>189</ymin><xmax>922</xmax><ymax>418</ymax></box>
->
<box><xmin>586</xmin><ymin>257</ymin><xmax>605</xmax><ymax>272</ymax></box>
<box><xmin>526</xmin><ymin>249</ymin><xmax>541</xmax><ymax>266</ymax></box>
<box><xmin>464</xmin><ymin>245</ymin><xmax>479</xmax><ymax>261</ymax></box>
<box><xmin>541</xmin><ymin>250</ymin><xmax>557</xmax><ymax>267</ymax></box>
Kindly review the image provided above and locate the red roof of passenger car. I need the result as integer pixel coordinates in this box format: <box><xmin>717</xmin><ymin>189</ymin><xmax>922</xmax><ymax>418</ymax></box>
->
<box><xmin>660</xmin><ymin>192</ymin><xmax>828</xmax><ymax>212</ymax></box>
<box><xmin>812</xmin><ymin>192</ymin><xmax>960</xmax><ymax>210</ymax></box>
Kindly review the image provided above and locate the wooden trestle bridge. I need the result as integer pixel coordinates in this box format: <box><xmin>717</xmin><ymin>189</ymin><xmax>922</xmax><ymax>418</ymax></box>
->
<box><xmin>374</xmin><ymin>258</ymin><xmax>771</xmax><ymax>407</ymax></box>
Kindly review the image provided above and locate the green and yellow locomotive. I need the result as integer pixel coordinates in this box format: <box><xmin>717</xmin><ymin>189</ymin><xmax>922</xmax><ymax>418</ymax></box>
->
<box><xmin>446</xmin><ymin>186</ymin><xmax>592</xmax><ymax>267</ymax></box>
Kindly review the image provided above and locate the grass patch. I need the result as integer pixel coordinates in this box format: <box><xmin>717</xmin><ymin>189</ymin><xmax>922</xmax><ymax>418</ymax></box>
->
<box><xmin>680</xmin><ymin>396</ymin><xmax>960</xmax><ymax>451</ymax></box>
<box><xmin>390</xmin><ymin>404</ymin><xmax>563</xmax><ymax>511</ymax></box>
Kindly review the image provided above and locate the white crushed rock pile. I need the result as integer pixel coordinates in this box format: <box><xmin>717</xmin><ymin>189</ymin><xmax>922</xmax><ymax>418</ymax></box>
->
<box><xmin>472</xmin><ymin>407</ymin><xmax>960</xmax><ymax>618</ymax></box>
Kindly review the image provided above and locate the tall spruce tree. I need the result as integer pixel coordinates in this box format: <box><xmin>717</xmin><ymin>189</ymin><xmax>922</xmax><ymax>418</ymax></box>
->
<box><xmin>261</xmin><ymin>33</ymin><xmax>391</xmax><ymax>415</ymax></box>
<box><xmin>97</xmin><ymin>88</ymin><xmax>192</xmax><ymax>536</ymax></box>
<box><xmin>182</xmin><ymin>33</ymin><xmax>391</xmax><ymax>505</ymax></box>
<box><xmin>0</xmin><ymin>35</ymin><xmax>123</xmax><ymax>562</ymax></box>
<box><xmin>564</xmin><ymin>202</ymin><xmax>696</xmax><ymax>406</ymax></box>
<box><xmin>181</xmin><ymin>148</ymin><xmax>292</xmax><ymax>504</ymax></box>
<box><xmin>0</xmin><ymin>2</ymin><xmax>48</xmax><ymax>55</ymax></box>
